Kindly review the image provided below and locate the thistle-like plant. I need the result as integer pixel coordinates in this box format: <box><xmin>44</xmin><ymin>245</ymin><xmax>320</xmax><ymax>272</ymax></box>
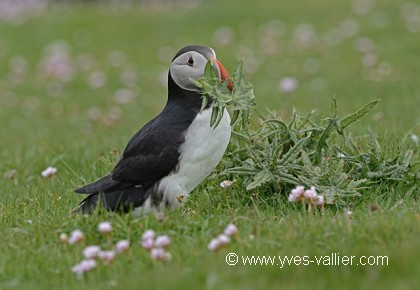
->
<box><xmin>222</xmin><ymin>97</ymin><xmax>418</xmax><ymax>205</ymax></box>
<box><xmin>191</xmin><ymin>60</ymin><xmax>256</xmax><ymax>128</ymax></box>
<box><xmin>194</xmin><ymin>60</ymin><xmax>418</xmax><ymax>205</ymax></box>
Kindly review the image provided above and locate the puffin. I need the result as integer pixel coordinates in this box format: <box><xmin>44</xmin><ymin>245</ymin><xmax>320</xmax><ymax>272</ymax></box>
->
<box><xmin>73</xmin><ymin>45</ymin><xmax>232</xmax><ymax>214</ymax></box>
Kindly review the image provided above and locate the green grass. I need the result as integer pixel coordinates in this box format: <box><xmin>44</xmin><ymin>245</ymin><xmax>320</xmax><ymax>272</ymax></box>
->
<box><xmin>0</xmin><ymin>0</ymin><xmax>419</xmax><ymax>289</ymax></box>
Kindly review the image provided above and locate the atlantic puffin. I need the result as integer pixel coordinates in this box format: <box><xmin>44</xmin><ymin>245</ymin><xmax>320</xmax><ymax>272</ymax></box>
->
<box><xmin>73</xmin><ymin>45</ymin><xmax>232</xmax><ymax>214</ymax></box>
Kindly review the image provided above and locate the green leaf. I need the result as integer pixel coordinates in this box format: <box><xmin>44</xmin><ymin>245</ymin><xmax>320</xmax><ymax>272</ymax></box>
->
<box><xmin>246</xmin><ymin>169</ymin><xmax>274</xmax><ymax>190</ymax></box>
<box><xmin>338</xmin><ymin>100</ymin><xmax>379</xmax><ymax>133</ymax></box>
<box><xmin>314</xmin><ymin>117</ymin><xmax>338</xmax><ymax>163</ymax></box>
<box><xmin>402</xmin><ymin>150</ymin><xmax>413</xmax><ymax>167</ymax></box>
<box><xmin>224</xmin><ymin>167</ymin><xmax>257</xmax><ymax>175</ymax></box>
<box><xmin>200</xmin><ymin>95</ymin><xmax>208</xmax><ymax>112</ymax></box>
<box><xmin>204</xmin><ymin>60</ymin><xmax>217</xmax><ymax>79</ymax></box>
<box><xmin>210</xmin><ymin>106</ymin><xmax>219</xmax><ymax>128</ymax></box>
<box><xmin>231</xmin><ymin>131</ymin><xmax>251</xmax><ymax>142</ymax></box>
<box><xmin>331</xmin><ymin>96</ymin><xmax>337</xmax><ymax>117</ymax></box>
<box><xmin>278</xmin><ymin>136</ymin><xmax>310</xmax><ymax>166</ymax></box>
<box><xmin>242</xmin><ymin>109</ymin><xmax>249</xmax><ymax>128</ymax></box>
<box><xmin>211</xmin><ymin>106</ymin><xmax>224</xmax><ymax>129</ymax></box>
<box><xmin>408</xmin><ymin>161</ymin><xmax>420</xmax><ymax>174</ymax></box>
<box><xmin>265</xmin><ymin>119</ymin><xmax>288</xmax><ymax>131</ymax></box>
<box><xmin>231</xmin><ymin>110</ymin><xmax>240</xmax><ymax>125</ymax></box>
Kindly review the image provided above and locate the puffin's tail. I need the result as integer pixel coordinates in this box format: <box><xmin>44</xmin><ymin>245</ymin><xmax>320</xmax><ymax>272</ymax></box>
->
<box><xmin>74</xmin><ymin>174</ymin><xmax>122</xmax><ymax>194</ymax></box>
<box><xmin>72</xmin><ymin>186</ymin><xmax>149</xmax><ymax>214</ymax></box>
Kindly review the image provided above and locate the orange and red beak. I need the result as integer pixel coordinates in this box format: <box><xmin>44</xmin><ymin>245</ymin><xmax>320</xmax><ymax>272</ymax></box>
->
<box><xmin>211</xmin><ymin>57</ymin><xmax>233</xmax><ymax>92</ymax></box>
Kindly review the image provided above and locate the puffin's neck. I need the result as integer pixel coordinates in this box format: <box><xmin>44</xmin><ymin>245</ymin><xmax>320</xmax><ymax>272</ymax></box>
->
<box><xmin>167</xmin><ymin>72</ymin><xmax>211</xmax><ymax>112</ymax></box>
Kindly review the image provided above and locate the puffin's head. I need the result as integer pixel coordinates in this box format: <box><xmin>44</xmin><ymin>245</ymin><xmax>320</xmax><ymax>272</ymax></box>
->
<box><xmin>169</xmin><ymin>45</ymin><xmax>231</xmax><ymax>92</ymax></box>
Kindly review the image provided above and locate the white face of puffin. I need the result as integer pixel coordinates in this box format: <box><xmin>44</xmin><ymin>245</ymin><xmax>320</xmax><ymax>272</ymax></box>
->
<box><xmin>169</xmin><ymin>48</ymin><xmax>225</xmax><ymax>92</ymax></box>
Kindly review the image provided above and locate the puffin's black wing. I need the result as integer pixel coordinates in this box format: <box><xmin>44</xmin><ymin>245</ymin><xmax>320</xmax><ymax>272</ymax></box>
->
<box><xmin>75</xmin><ymin>103</ymin><xmax>196</xmax><ymax>194</ymax></box>
<box><xmin>110</xmin><ymin>134</ymin><xmax>180</xmax><ymax>188</ymax></box>
<box><xmin>73</xmin><ymin>116</ymin><xmax>183</xmax><ymax>213</ymax></box>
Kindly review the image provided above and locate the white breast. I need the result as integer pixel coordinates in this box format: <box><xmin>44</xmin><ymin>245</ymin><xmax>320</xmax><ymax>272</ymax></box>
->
<box><xmin>158</xmin><ymin>107</ymin><xmax>231</xmax><ymax>208</ymax></box>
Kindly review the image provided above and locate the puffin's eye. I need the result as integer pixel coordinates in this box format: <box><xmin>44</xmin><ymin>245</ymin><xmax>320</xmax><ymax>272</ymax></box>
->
<box><xmin>187</xmin><ymin>56</ymin><xmax>194</xmax><ymax>66</ymax></box>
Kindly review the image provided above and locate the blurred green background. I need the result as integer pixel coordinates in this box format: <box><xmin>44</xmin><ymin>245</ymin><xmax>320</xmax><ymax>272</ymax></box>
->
<box><xmin>2</xmin><ymin>0</ymin><xmax>419</xmax><ymax>175</ymax></box>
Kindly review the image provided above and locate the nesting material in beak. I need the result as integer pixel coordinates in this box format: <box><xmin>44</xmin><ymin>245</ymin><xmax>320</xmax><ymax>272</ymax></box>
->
<box><xmin>211</xmin><ymin>57</ymin><xmax>233</xmax><ymax>92</ymax></box>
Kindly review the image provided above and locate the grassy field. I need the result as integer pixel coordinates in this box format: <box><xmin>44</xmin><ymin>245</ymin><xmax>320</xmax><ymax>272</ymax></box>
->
<box><xmin>0</xmin><ymin>0</ymin><xmax>419</xmax><ymax>289</ymax></box>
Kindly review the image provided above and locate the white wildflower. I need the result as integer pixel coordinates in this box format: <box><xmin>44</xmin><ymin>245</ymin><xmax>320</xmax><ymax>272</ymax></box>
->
<box><xmin>83</xmin><ymin>245</ymin><xmax>101</xmax><ymax>259</ymax></box>
<box><xmin>41</xmin><ymin>166</ymin><xmax>57</xmax><ymax>178</ymax></box>
<box><xmin>115</xmin><ymin>240</ymin><xmax>130</xmax><ymax>253</ymax></box>
<box><xmin>98</xmin><ymin>250</ymin><xmax>116</xmax><ymax>265</ymax></box>
<box><xmin>68</xmin><ymin>229</ymin><xmax>84</xmax><ymax>245</ymax></box>
<box><xmin>150</xmin><ymin>247</ymin><xmax>171</xmax><ymax>261</ymax></box>
<box><xmin>217</xmin><ymin>234</ymin><xmax>231</xmax><ymax>245</ymax></box>
<box><xmin>220</xmin><ymin>180</ymin><xmax>233</xmax><ymax>188</ymax></box>
<box><xmin>72</xmin><ymin>259</ymin><xmax>97</xmax><ymax>278</ymax></box>
<box><xmin>155</xmin><ymin>235</ymin><xmax>171</xmax><ymax>248</ymax></box>
<box><xmin>303</xmin><ymin>186</ymin><xmax>317</xmax><ymax>199</ymax></box>
<box><xmin>59</xmin><ymin>233</ymin><xmax>68</xmax><ymax>244</ymax></box>
<box><xmin>207</xmin><ymin>238</ymin><xmax>221</xmax><ymax>251</ymax></box>
<box><xmin>315</xmin><ymin>195</ymin><xmax>324</xmax><ymax>206</ymax></box>
<box><xmin>141</xmin><ymin>238</ymin><xmax>154</xmax><ymax>251</ymax></box>
<box><xmin>98</xmin><ymin>221</ymin><xmax>112</xmax><ymax>234</ymax></box>
<box><xmin>288</xmin><ymin>185</ymin><xmax>305</xmax><ymax>202</ymax></box>
<box><xmin>142</xmin><ymin>229</ymin><xmax>155</xmax><ymax>241</ymax></box>
<box><xmin>150</xmin><ymin>247</ymin><xmax>166</xmax><ymax>260</ymax></box>
<box><xmin>224</xmin><ymin>224</ymin><xmax>238</xmax><ymax>237</ymax></box>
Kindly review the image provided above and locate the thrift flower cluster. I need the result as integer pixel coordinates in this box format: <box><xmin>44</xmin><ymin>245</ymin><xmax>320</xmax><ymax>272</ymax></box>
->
<box><xmin>61</xmin><ymin>222</ymin><xmax>129</xmax><ymax>279</ymax></box>
<box><xmin>141</xmin><ymin>230</ymin><xmax>172</xmax><ymax>262</ymax></box>
<box><xmin>288</xmin><ymin>185</ymin><xmax>324</xmax><ymax>206</ymax></box>
<box><xmin>97</xmin><ymin>221</ymin><xmax>112</xmax><ymax>234</ymax></box>
<box><xmin>208</xmin><ymin>223</ymin><xmax>238</xmax><ymax>252</ymax></box>
<box><xmin>219</xmin><ymin>180</ymin><xmax>233</xmax><ymax>188</ymax></box>
<box><xmin>61</xmin><ymin>222</ymin><xmax>174</xmax><ymax>278</ymax></box>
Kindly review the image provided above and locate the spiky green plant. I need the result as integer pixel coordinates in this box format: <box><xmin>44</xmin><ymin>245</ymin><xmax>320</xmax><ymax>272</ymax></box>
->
<box><xmin>194</xmin><ymin>62</ymin><xmax>419</xmax><ymax>205</ymax></box>
<box><xmin>191</xmin><ymin>60</ymin><xmax>256</xmax><ymax>128</ymax></box>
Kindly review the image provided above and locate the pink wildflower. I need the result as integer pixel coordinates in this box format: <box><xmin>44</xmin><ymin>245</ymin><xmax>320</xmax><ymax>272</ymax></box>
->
<box><xmin>155</xmin><ymin>235</ymin><xmax>171</xmax><ymax>248</ymax></box>
<box><xmin>224</xmin><ymin>224</ymin><xmax>238</xmax><ymax>237</ymax></box>
<box><xmin>98</xmin><ymin>221</ymin><xmax>112</xmax><ymax>234</ymax></box>
<box><xmin>83</xmin><ymin>245</ymin><xmax>101</xmax><ymax>259</ymax></box>
<box><xmin>41</xmin><ymin>166</ymin><xmax>57</xmax><ymax>178</ymax></box>
<box><xmin>98</xmin><ymin>250</ymin><xmax>116</xmax><ymax>265</ymax></box>
<box><xmin>115</xmin><ymin>240</ymin><xmax>130</xmax><ymax>253</ymax></box>
<box><xmin>68</xmin><ymin>229</ymin><xmax>84</xmax><ymax>245</ymax></box>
